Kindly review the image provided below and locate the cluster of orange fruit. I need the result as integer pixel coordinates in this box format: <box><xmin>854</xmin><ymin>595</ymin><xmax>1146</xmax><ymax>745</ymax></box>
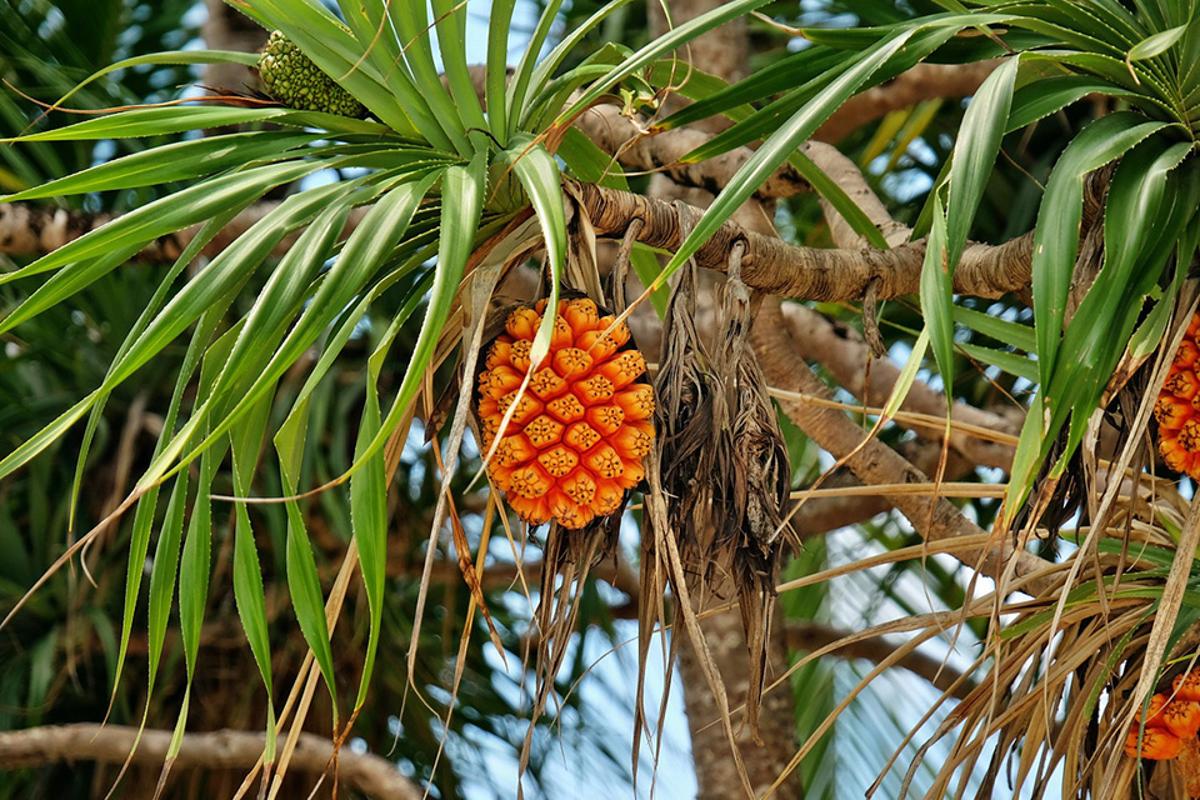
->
<box><xmin>476</xmin><ymin>298</ymin><xmax>655</xmax><ymax>530</ymax></box>
<box><xmin>1155</xmin><ymin>316</ymin><xmax>1200</xmax><ymax>480</ymax></box>
<box><xmin>1125</xmin><ymin>671</ymin><xmax>1200</xmax><ymax>760</ymax></box>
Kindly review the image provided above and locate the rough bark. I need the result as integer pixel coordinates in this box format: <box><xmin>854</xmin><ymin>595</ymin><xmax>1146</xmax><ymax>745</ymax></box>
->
<box><xmin>815</xmin><ymin>61</ymin><xmax>1001</xmax><ymax>142</ymax></box>
<box><xmin>752</xmin><ymin>298</ymin><xmax>1052</xmax><ymax>590</ymax></box>
<box><xmin>577</xmin><ymin>182</ymin><xmax>1034</xmax><ymax>300</ymax></box>
<box><xmin>780</xmin><ymin>302</ymin><xmax>1019</xmax><ymax>469</ymax></box>
<box><xmin>0</xmin><ymin>724</ymin><xmax>421</xmax><ymax>800</ymax></box>
<box><xmin>201</xmin><ymin>0</ymin><xmax>266</xmax><ymax>92</ymax></box>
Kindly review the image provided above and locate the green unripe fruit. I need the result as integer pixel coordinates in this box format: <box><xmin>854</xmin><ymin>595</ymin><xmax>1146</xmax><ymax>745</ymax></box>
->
<box><xmin>257</xmin><ymin>31</ymin><xmax>366</xmax><ymax>118</ymax></box>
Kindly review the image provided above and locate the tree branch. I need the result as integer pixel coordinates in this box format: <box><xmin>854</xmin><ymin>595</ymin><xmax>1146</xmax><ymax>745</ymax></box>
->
<box><xmin>577</xmin><ymin>181</ymin><xmax>1032</xmax><ymax>300</ymax></box>
<box><xmin>785</xmin><ymin>621</ymin><xmax>976</xmax><ymax>701</ymax></box>
<box><xmin>780</xmin><ymin>302</ymin><xmax>1019</xmax><ymax>469</ymax></box>
<box><xmin>790</xmin><ymin>439</ymin><xmax>976</xmax><ymax>539</ymax></box>
<box><xmin>1</xmin><ymin>183</ymin><xmax>1033</xmax><ymax>301</ymax></box>
<box><xmin>752</xmin><ymin>299</ymin><xmax>1051</xmax><ymax>589</ymax></box>
<box><xmin>0</xmin><ymin>724</ymin><xmax>421</xmax><ymax>800</ymax></box>
<box><xmin>575</xmin><ymin>103</ymin><xmax>812</xmax><ymax>199</ymax></box>
<box><xmin>815</xmin><ymin>61</ymin><xmax>1001</xmax><ymax>142</ymax></box>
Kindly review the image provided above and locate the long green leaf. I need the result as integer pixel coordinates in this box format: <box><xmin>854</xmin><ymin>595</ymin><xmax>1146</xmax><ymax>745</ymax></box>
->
<box><xmin>178</xmin><ymin>446</ymin><xmax>220</xmax><ymax>682</ymax></box>
<box><xmin>921</xmin><ymin>56</ymin><xmax>1019</xmax><ymax>401</ymax></box>
<box><xmin>386</xmin><ymin>0</ymin><xmax>469</xmax><ymax>152</ymax></box>
<box><xmin>507</xmin><ymin>0</ymin><xmax>565</xmax><ymax>139</ymax></box>
<box><xmin>45</xmin><ymin>49</ymin><xmax>259</xmax><ymax>112</ymax></box>
<box><xmin>165</xmin><ymin>173</ymin><xmax>440</xmax><ymax>482</ymax></box>
<box><xmin>145</xmin><ymin>471</ymin><xmax>188</xmax><ymax>692</ymax></box>
<box><xmin>278</xmin><ymin>448</ymin><xmax>339</xmax><ymax>721</ymax></box>
<box><xmin>2</xmin><ymin>107</ymin><xmax>294</xmax><ymax>142</ymax></box>
<box><xmin>277</xmin><ymin>260</ymin><xmax>435</xmax><ymax>445</ymax></box>
<box><xmin>349</xmin><ymin>330</ymin><xmax>391</xmax><ymax>711</ymax></box>
<box><xmin>506</xmin><ymin>138</ymin><xmax>566</xmax><ymax>364</ymax></box>
<box><xmin>1005</xmin><ymin>74</ymin><xmax>1134</xmax><ymax>132</ymax></box>
<box><xmin>432</xmin><ymin>0</ymin><xmax>487</xmax><ymax>134</ymax></box>
<box><xmin>654</xmin><ymin>48</ymin><xmax>848</xmax><ymax>132</ymax></box>
<box><xmin>959</xmin><ymin>342</ymin><xmax>1038</xmax><ymax>382</ymax></box>
<box><xmin>0</xmin><ymin>159</ymin><xmax>319</xmax><ymax>292</ymax></box>
<box><xmin>334</xmin><ymin>0</ymin><xmax>447</xmax><ymax>147</ymax></box>
<box><xmin>486</xmin><ymin>0</ymin><xmax>517</xmax><ymax>138</ymax></box>
<box><xmin>230</xmin><ymin>393</ymin><xmax>278</xmax><ymax>764</ymax></box>
<box><xmin>1</xmin><ymin>132</ymin><xmax>320</xmax><ymax>202</ymax></box>
<box><xmin>108</xmin><ymin>287</ymin><xmax>233</xmax><ymax>700</ymax></box>
<box><xmin>1128</xmin><ymin>22</ymin><xmax>1188</xmax><ymax>61</ymax></box>
<box><xmin>346</xmin><ymin>153</ymin><xmax>487</xmax><ymax>477</ymax></box>
<box><xmin>194</xmin><ymin>200</ymin><xmax>356</xmax><ymax>424</ymax></box>
<box><xmin>527</xmin><ymin>0</ymin><xmax>640</xmax><ymax>121</ymax></box>
<box><xmin>919</xmin><ymin>191</ymin><xmax>955</xmax><ymax>404</ymax></box>
<box><xmin>658</xmin><ymin>31</ymin><xmax>914</xmax><ymax>288</ymax></box>
<box><xmin>790</xmin><ymin>148</ymin><xmax>890</xmax><ymax>250</ymax></box>
<box><xmin>677</xmin><ymin>22</ymin><xmax>982</xmax><ymax>163</ymax></box>
<box><xmin>952</xmin><ymin>306</ymin><xmax>1036</xmax><ymax>352</ymax></box>
<box><xmin>0</xmin><ymin>182</ymin><xmax>346</xmax><ymax>485</ymax></box>
<box><xmin>1031</xmin><ymin>112</ymin><xmax>1166</xmax><ymax>388</ymax></box>
<box><xmin>106</xmin><ymin>181</ymin><xmax>353</xmax><ymax>403</ymax></box>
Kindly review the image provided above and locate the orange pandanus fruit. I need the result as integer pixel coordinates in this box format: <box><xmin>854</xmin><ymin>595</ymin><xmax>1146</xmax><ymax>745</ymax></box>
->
<box><xmin>1165</xmin><ymin>699</ymin><xmax>1200</xmax><ymax>741</ymax></box>
<box><xmin>1122</xmin><ymin>674</ymin><xmax>1200</xmax><ymax>762</ymax></box>
<box><xmin>1125</xmin><ymin>724</ymin><xmax>1185</xmax><ymax>761</ymax></box>
<box><xmin>476</xmin><ymin>297</ymin><xmax>655</xmax><ymax>529</ymax></box>
<box><xmin>1176</xmin><ymin>670</ymin><xmax>1200</xmax><ymax>702</ymax></box>
<box><xmin>1155</xmin><ymin>315</ymin><xmax>1200</xmax><ymax>478</ymax></box>
<box><xmin>1125</xmin><ymin>692</ymin><xmax>1184</xmax><ymax>760</ymax></box>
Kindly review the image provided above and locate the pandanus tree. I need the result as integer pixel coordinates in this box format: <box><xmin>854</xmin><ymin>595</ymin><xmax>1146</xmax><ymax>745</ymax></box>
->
<box><xmin>3</xmin><ymin>0</ymin><xmax>1200</xmax><ymax>797</ymax></box>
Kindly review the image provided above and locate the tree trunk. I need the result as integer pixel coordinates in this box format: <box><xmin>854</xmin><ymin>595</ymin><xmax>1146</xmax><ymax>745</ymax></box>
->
<box><xmin>677</xmin><ymin>616</ymin><xmax>803</xmax><ymax>798</ymax></box>
<box><xmin>201</xmin><ymin>0</ymin><xmax>266</xmax><ymax>92</ymax></box>
<box><xmin>643</xmin><ymin>3</ymin><xmax>803</xmax><ymax>797</ymax></box>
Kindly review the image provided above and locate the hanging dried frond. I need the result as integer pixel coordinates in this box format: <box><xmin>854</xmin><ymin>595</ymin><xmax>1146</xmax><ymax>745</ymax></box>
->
<box><xmin>878</xmin><ymin>474</ymin><xmax>1200</xmax><ymax>799</ymax></box>
<box><xmin>645</xmin><ymin>217</ymin><xmax>791</xmax><ymax>738</ymax></box>
<box><xmin>709</xmin><ymin>241</ymin><xmax>793</xmax><ymax>734</ymax></box>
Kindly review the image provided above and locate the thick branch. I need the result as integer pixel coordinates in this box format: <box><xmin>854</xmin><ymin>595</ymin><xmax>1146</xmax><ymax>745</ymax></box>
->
<box><xmin>1</xmin><ymin>184</ymin><xmax>1032</xmax><ymax>301</ymax></box>
<box><xmin>781</xmin><ymin>302</ymin><xmax>1019</xmax><ymax>469</ymax></box>
<box><xmin>792</xmin><ymin>439</ymin><xmax>975</xmax><ymax>538</ymax></box>
<box><xmin>575</xmin><ymin>103</ymin><xmax>811</xmax><ymax>199</ymax></box>
<box><xmin>815</xmin><ymin>61</ymin><xmax>1001</xmax><ymax>141</ymax></box>
<box><xmin>577</xmin><ymin>182</ymin><xmax>1032</xmax><ymax>300</ymax></box>
<box><xmin>0</xmin><ymin>724</ymin><xmax>420</xmax><ymax>800</ymax></box>
<box><xmin>785</xmin><ymin>621</ymin><xmax>976</xmax><ymax>701</ymax></box>
<box><xmin>752</xmin><ymin>300</ymin><xmax>1050</xmax><ymax>587</ymax></box>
